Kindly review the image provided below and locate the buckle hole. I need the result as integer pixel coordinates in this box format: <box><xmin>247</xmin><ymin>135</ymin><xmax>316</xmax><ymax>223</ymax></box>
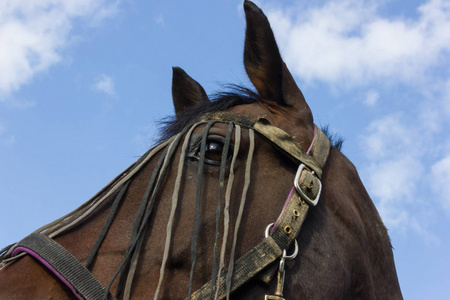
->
<box><xmin>284</xmin><ymin>226</ymin><xmax>292</xmax><ymax>234</ymax></box>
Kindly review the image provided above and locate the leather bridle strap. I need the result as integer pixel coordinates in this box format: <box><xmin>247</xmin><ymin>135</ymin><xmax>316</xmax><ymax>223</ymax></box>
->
<box><xmin>187</xmin><ymin>112</ymin><xmax>331</xmax><ymax>300</ymax></box>
<box><xmin>12</xmin><ymin>233</ymin><xmax>116</xmax><ymax>300</ymax></box>
<box><xmin>190</xmin><ymin>192</ymin><xmax>309</xmax><ymax>300</ymax></box>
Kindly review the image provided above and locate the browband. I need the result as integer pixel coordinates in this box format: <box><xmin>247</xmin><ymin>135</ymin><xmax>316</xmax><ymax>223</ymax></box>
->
<box><xmin>197</xmin><ymin>112</ymin><xmax>329</xmax><ymax>177</ymax></box>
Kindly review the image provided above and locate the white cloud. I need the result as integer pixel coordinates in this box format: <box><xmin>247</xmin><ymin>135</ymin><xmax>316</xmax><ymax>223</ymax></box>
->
<box><xmin>364</xmin><ymin>90</ymin><xmax>379</xmax><ymax>106</ymax></box>
<box><xmin>417</xmin><ymin>77</ymin><xmax>450</xmax><ymax>133</ymax></box>
<box><xmin>361</xmin><ymin>115</ymin><xmax>424</xmax><ymax>230</ymax></box>
<box><xmin>93</xmin><ymin>74</ymin><xmax>116</xmax><ymax>97</ymax></box>
<box><xmin>0</xmin><ymin>0</ymin><xmax>120</xmax><ymax>100</ymax></box>
<box><xmin>0</xmin><ymin>124</ymin><xmax>15</xmax><ymax>146</ymax></box>
<box><xmin>432</xmin><ymin>155</ymin><xmax>450</xmax><ymax>214</ymax></box>
<box><xmin>443</xmin><ymin>79</ymin><xmax>450</xmax><ymax>115</ymax></box>
<box><xmin>361</xmin><ymin>115</ymin><xmax>417</xmax><ymax>159</ymax></box>
<box><xmin>367</xmin><ymin>157</ymin><xmax>422</xmax><ymax>208</ymax></box>
<box><xmin>265</xmin><ymin>0</ymin><xmax>450</xmax><ymax>88</ymax></box>
<box><xmin>360</xmin><ymin>112</ymin><xmax>448</xmax><ymax>241</ymax></box>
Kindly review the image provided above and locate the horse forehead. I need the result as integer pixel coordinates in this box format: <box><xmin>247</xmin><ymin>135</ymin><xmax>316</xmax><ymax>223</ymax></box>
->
<box><xmin>226</xmin><ymin>102</ymin><xmax>312</xmax><ymax>146</ymax></box>
<box><xmin>226</xmin><ymin>102</ymin><xmax>295</xmax><ymax>127</ymax></box>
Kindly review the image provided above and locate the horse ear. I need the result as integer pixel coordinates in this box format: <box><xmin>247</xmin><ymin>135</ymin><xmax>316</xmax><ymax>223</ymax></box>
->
<box><xmin>243</xmin><ymin>1</ymin><xmax>313</xmax><ymax>123</ymax></box>
<box><xmin>172</xmin><ymin>67</ymin><xmax>210</xmax><ymax>117</ymax></box>
<box><xmin>243</xmin><ymin>0</ymin><xmax>283</xmax><ymax>102</ymax></box>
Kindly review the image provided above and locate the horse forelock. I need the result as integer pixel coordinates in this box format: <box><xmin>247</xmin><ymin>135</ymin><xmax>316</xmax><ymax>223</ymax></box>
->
<box><xmin>158</xmin><ymin>85</ymin><xmax>344</xmax><ymax>151</ymax></box>
<box><xmin>159</xmin><ymin>85</ymin><xmax>259</xmax><ymax>142</ymax></box>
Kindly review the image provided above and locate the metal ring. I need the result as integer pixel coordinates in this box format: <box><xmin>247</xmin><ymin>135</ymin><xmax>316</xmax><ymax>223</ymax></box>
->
<box><xmin>264</xmin><ymin>223</ymin><xmax>298</xmax><ymax>260</ymax></box>
<box><xmin>279</xmin><ymin>249</ymin><xmax>286</xmax><ymax>273</ymax></box>
<box><xmin>285</xmin><ymin>239</ymin><xmax>298</xmax><ymax>260</ymax></box>
<box><xmin>265</xmin><ymin>223</ymin><xmax>275</xmax><ymax>238</ymax></box>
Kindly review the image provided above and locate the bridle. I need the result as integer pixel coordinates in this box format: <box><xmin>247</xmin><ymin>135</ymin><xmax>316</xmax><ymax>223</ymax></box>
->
<box><xmin>1</xmin><ymin>111</ymin><xmax>330</xmax><ymax>300</ymax></box>
<box><xmin>187</xmin><ymin>112</ymin><xmax>330</xmax><ymax>300</ymax></box>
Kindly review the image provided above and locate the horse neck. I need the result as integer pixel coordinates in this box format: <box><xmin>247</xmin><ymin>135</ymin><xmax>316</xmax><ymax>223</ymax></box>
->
<box><xmin>308</xmin><ymin>147</ymin><xmax>402</xmax><ymax>298</ymax></box>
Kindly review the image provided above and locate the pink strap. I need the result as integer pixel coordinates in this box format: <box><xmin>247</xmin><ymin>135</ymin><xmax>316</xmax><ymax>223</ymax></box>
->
<box><xmin>306</xmin><ymin>126</ymin><xmax>317</xmax><ymax>155</ymax></box>
<box><xmin>271</xmin><ymin>126</ymin><xmax>317</xmax><ymax>233</ymax></box>
<box><xmin>12</xmin><ymin>247</ymin><xmax>84</xmax><ymax>300</ymax></box>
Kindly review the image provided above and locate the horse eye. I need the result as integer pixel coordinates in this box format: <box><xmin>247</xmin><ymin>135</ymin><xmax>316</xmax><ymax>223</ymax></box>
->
<box><xmin>190</xmin><ymin>138</ymin><xmax>232</xmax><ymax>165</ymax></box>
<box><xmin>203</xmin><ymin>141</ymin><xmax>224</xmax><ymax>163</ymax></box>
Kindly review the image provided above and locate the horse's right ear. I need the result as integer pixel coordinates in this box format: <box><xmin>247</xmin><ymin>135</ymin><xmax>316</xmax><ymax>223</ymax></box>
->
<box><xmin>243</xmin><ymin>1</ymin><xmax>313</xmax><ymax>126</ymax></box>
<box><xmin>172</xmin><ymin>67</ymin><xmax>210</xmax><ymax>117</ymax></box>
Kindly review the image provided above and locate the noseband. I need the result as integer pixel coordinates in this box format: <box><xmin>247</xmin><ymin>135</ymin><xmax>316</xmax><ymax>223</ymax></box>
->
<box><xmin>1</xmin><ymin>111</ymin><xmax>330</xmax><ymax>300</ymax></box>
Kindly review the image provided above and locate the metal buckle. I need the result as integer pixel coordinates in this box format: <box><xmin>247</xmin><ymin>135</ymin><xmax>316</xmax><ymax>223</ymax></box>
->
<box><xmin>294</xmin><ymin>164</ymin><xmax>322</xmax><ymax>206</ymax></box>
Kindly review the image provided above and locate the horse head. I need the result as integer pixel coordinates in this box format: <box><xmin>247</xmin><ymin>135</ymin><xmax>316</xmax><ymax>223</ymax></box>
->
<box><xmin>0</xmin><ymin>1</ymin><xmax>402</xmax><ymax>299</ymax></box>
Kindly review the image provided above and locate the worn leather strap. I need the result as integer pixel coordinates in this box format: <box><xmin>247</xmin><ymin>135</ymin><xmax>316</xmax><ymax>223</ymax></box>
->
<box><xmin>189</xmin><ymin>192</ymin><xmax>309</xmax><ymax>300</ymax></box>
<box><xmin>199</xmin><ymin>112</ymin><xmax>329</xmax><ymax>178</ymax></box>
<box><xmin>12</xmin><ymin>233</ymin><xmax>116</xmax><ymax>300</ymax></box>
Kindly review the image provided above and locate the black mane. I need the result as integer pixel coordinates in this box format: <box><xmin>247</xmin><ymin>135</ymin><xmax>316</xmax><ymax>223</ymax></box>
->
<box><xmin>321</xmin><ymin>125</ymin><xmax>344</xmax><ymax>151</ymax></box>
<box><xmin>158</xmin><ymin>85</ymin><xmax>343</xmax><ymax>150</ymax></box>
<box><xmin>158</xmin><ymin>85</ymin><xmax>259</xmax><ymax>142</ymax></box>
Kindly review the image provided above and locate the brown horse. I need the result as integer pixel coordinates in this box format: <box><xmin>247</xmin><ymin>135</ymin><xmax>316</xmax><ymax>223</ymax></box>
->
<box><xmin>0</xmin><ymin>1</ymin><xmax>402</xmax><ymax>299</ymax></box>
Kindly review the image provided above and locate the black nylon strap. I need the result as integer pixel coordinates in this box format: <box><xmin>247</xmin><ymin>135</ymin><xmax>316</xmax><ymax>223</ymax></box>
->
<box><xmin>209</xmin><ymin>123</ymin><xmax>234</xmax><ymax>299</ymax></box>
<box><xmin>189</xmin><ymin>193</ymin><xmax>310</xmax><ymax>300</ymax></box>
<box><xmin>85</xmin><ymin>180</ymin><xmax>131</xmax><ymax>270</ymax></box>
<box><xmin>192</xmin><ymin>236</ymin><xmax>282</xmax><ymax>300</ymax></box>
<box><xmin>188</xmin><ymin>120</ymin><xmax>216</xmax><ymax>298</ymax></box>
<box><xmin>13</xmin><ymin>233</ymin><xmax>116</xmax><ymax>300</ymax></box>
<box><xmin>114</xmin><ymin>128</ymin><xmax>188</xmax><ymax>298</ymax></box>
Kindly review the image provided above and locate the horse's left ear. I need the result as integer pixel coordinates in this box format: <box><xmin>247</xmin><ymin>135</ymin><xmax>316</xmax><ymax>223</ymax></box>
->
<box><xmin>172</xmin><ymin>67</ymin><xmax>210</xmax><ymax>117</ymax></box>
<box><xmin>243</xmin><ymin>1</ymin><xmax>313</xmax><ymax>123</ymax></box>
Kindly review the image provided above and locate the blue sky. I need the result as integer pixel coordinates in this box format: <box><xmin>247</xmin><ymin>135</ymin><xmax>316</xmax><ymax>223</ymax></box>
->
<box><xmin>0</xmin><ymin>0</ymin><xmax>449</xmax><ymax>298</ymax></box>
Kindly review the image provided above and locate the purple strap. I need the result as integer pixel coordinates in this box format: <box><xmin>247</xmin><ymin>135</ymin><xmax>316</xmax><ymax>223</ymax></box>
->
<box><xmin>11</xmin><ymin>233</ymin><xmax>116</xmax><ymax>300</ymax></box>
<box><xmin>306</xmin><ymin>126</ymin><xmax>317</xmax><ymax>155</ymax></box>
<box><xmin>271</xmin><ymin>126</ymin><xmax>318</xmax><ymax>234</ymax></box>
<box><xmin>12</xmin><ymin>246</ymin><xmax>84</xmax><ymax>300</ymax></box>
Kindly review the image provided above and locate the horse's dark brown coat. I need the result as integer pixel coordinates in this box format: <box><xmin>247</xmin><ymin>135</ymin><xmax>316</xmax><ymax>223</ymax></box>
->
<box><xmin>0</xmin><ymin>1</ymin><xmax>402</xmax><ymax>299</ymax></box>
